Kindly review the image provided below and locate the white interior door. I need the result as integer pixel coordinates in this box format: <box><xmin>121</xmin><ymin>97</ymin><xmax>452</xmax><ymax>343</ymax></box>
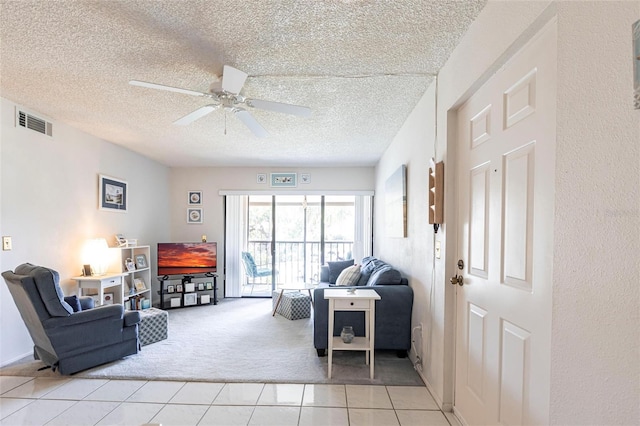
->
<box><xmin>453</xmin><ymin>20</ymin><xmax>557</xmax><ymax>425</ymax></box>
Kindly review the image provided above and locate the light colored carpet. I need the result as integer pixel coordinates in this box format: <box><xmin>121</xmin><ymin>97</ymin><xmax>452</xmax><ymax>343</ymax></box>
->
<box><xmin>0</xmin><ymin>298</ymin><xmax>423</xmax><ymax>386</ymax></box>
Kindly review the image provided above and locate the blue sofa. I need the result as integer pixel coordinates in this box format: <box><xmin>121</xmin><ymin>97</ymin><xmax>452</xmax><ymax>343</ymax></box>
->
<box><xmin>313</xmin><ymin>256</ymin><xmax>413</xmax><ymax>357</ymax></box>
<box><xmin>2</xmin><ymin>263</ymin><xmax>141</xmax><ymax>375</ymax></box>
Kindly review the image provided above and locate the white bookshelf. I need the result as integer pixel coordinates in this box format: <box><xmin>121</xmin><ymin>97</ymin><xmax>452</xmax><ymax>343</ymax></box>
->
<box><xmin>111</xmin><ymin>245</ymin><xmax>152</xmax><ymax>310</ymax></box>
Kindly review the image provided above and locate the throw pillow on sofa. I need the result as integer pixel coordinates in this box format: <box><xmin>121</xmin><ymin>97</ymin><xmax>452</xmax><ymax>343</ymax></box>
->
<box><xmin>356</xmin><ymin>260</ymin><xmax>377</xmax><ymax>286</ymax></box>
<box><xmin>336</xmin><ymin>264</ymin><xmax>361</xmax><ymax>286</ymax></box>
<box><xmin>367</xmin><ymin>266</ymin><xmax>403</xmax><ymax>286</ymax></box>
<box><xmin>328</xmin><ymin>260</ymin><xmax>355</xmax><ymax>284</ymax></box>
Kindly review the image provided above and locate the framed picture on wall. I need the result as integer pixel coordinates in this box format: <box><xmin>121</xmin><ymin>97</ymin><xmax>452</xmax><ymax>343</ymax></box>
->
<box><xmin>187</xmin><ymin>208</ymin><xmax>203</xmax><ymax>224</ymax></box>
<box><xmin>188</xmin><ymin>190</ymin><xmax>202</xmax><ymax>205</ymax></box>
<box><xmin>99</xmin><ymin>174</ymin><xmax>127</xmax><ymax>212</ymax></box>
<box><xmin>270</xmin><ymin>172</ymin><xmax>297</xmax><ymax>187</ymax></box>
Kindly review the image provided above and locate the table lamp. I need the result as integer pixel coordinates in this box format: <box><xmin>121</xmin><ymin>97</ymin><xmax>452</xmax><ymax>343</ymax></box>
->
<box><xmin>82</xmin><ymin>238</ymin><xmax>109</xmax><ymax>275</ymax></box>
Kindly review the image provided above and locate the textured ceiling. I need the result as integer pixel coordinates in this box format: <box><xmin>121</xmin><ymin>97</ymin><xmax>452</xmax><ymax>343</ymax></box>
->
<box><xmin>0</xmin><ymin>0</ymin><xmax>486</xmax><ymax>167</ymax></box>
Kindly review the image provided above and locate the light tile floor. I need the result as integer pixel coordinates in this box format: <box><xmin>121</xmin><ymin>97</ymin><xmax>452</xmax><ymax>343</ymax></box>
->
<box><xmin>0</xmin><ymin>376</ymin><xmax>457</xmax><ymax>426</ymax></box>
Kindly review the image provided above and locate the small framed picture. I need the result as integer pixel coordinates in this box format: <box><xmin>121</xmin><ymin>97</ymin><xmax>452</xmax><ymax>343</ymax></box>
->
<box><xmin>205</xmin><ymin>281</ymin><xmax>213</xmax><ymax>290</ymax></box>
<box><xmin>167</xmin><ymin>285</ymin><xmax>175</xmax><ymax>293</ymax></box>
<box><xmin>270</xmin><ymin>172</ymin><xmax>297</xmax><ymax>187</ymax></box>
<box><xmin>82</xmin><ymin>264</ymin><xmax>92</xmax><ymax>276</ymax></box>
<box><xmin>184</xmin><ymin>293</ymin><xmax>197</xmax><ymax>306</ymax></box>
<box><xmin>135</xmin><ymin>254</ymin><xmax>147</xmax><ymax>269</ymax></box>
<box><xmin>115</xmin><ymin>234</ymin><xmax>127</xmax><ymax>247</ymax></box>
<box><xmin>103</xmin><ymin>293</ymin><xmax>114</xmax><ymax>305</ymax></box>
<box><xmin>185</xmin><ymin>282</ymin><xmax>195</xmax><ymax>293</ymax></box>
<box><xmin>176</xmin><ymin>284</ymin><xmax>184</xmax><ymax>293</ymax></box>
<box><xmin>188</xmin><ymin>190</ymin><xmax>202</xmax><ymax>205</ymax></box>
<box><xmin>257</xmin><ymin>173</ymin><xmax>267</xmax><ymax>184</ymax></box>
<box><xmin>134</xmin><ymin>278</ymin><xmax>146</xmax><ymax>292</ymax></box>
<box><xmin>198</xmin><ymin>283</ymin><xmax>205</xmax><ymax>291</ymax></box>
<box><xmin>187</xmin><ymin>208</ymin><xmax>203</xmax><ymax>224</ymax></box>
<box><xmin>125</xmin><ymin>258</ymin><xmax>136</xmax><ymax>272</ymax></box>
<box><xmin>301</xmin><ymin>173</ymin><xmax>311</xmax><ymax>184</ymax></box>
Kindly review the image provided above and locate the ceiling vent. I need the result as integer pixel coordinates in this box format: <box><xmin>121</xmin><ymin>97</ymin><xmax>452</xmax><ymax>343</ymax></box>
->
<box><xmin>16</xmin><ymin>109</ymin><xmax>53</xmax><ymax>137</ymax></box>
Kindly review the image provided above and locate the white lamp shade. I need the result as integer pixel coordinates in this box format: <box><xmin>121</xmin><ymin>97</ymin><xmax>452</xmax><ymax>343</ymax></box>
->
<box><xmin>82</xmin><ymin>238</ymin><xmax>109</xmax><ymax>275</ymax></box>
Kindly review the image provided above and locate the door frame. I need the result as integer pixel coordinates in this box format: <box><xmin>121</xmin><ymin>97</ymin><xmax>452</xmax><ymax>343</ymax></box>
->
<box><xmin>443</xmin><ymin>13</ymin><xmax>558</xmax><ymax>421</ymax></box>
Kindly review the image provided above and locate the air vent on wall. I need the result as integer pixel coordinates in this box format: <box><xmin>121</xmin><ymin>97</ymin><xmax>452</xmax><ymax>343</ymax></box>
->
<box><xmin>16</xmin><ymin>109</ymin><xmax>53</xmax><ymax>137</ymax></box>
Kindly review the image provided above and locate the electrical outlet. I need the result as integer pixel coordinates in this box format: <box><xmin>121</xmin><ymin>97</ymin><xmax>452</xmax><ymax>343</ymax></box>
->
<box><xmin>2</xmin><ymin>236</ymin><xmax>12</xmax><ymax>251</ymax></box>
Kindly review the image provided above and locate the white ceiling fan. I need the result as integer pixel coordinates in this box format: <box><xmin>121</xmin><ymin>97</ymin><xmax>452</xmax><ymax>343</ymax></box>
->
<box><xmin>129</xmin><ymin>65</ymin><xmax>311</xmax><ymax>138</ymax></box>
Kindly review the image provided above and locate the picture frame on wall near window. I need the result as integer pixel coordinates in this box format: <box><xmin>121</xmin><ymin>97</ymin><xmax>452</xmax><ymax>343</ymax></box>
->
<box><xmin>188</xmin><ymin>190</ymin><xmax>202</xmax><ymax>205</ymax></box>
<box><xmin>99</xmin><ymin>174</ymin><xmax>128</xmax><ymax>212</ymax></box>
<box><xmin>270</xmin><ymin>172</ymin><xmax>297</xmax><ymax>187</ymax></box>
<box><xmin>187</xmin><ymin>208</ymin><xmax>203</xmax><ymax>224</ymax></box>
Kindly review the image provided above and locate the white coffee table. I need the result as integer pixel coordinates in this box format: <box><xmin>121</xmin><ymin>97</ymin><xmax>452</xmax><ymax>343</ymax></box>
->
<box><xmin>272</xmin><ymin>283</ymin><xmax>316</xmax><ymax>316</ymax></box>
<box><xmin>324</xmin><ymin>288</ymin><xmax>381</xmax><ymax>379</ymax></box>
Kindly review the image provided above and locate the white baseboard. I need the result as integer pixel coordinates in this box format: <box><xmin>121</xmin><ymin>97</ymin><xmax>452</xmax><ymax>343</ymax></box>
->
<box><xmin>0</xmin><ymin>351</ymin><xmax>31</xmax><ymax>368</ymax></box>
<box><xmin>416</xmin><ymin>367</ymin><xmax>464</xmax><ymax>425</ymax></box>
<box><xmin>415</xmin><ymin>367</ymin><xmax>453</xmax><ymax>412</ymax></box>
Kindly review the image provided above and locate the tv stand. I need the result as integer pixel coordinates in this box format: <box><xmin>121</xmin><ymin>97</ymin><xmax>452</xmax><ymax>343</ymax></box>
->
<box><xmin>157</xmin><ymin>273</ymin><xmax>218</xmax><ymax>309</ymax></box>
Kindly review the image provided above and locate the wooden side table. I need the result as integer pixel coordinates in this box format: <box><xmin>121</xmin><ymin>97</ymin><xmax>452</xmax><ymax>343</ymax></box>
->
<box><xmin>72</xmin><ymin>273</ymin><xmax>127</xmax><ymax>306</ymax></box>
<box><xmin>324</xmin><ymin>288</ymin><xmax>381</xmax><ymax>379</ymax></box>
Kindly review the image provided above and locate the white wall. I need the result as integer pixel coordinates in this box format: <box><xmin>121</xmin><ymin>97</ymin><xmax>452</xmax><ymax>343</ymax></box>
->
<box><xmin>0</xmin><ymin>97</ymin><xmax>171</xmax><ymax>366</ymax></box>
<box><xmin>376</xmin><ymin>0</ymin><xmax>639</xmax><ymax>423</ymax></box>
<box><xmin>373</xmin><ymin>83</ymin><xmax>441</xmax><ymax>398</ymax></box>
<box><xmin>550</xmin><ymin>2</ymin><xmax>639</xmax><ymax>423</ymax></box>
<box><xmin>169</xmin><ymin>166</ymin><xmax>375</xmax><ymax>293</ymax></box>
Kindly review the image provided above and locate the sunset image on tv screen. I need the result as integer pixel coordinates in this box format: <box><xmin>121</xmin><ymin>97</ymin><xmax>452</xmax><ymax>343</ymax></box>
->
<box><xmin>157</xmin><ymin>242</ymin><xmax>217</xmax><ymax>276</ymax></box>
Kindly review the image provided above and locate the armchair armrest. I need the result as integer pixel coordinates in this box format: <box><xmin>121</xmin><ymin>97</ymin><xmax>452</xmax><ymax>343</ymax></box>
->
<box><xmin>42</xmin><ymin>304</ymin><xmax>124</xmax><ymax>329</ymax></box>
<box><xmin>124</xmin><ymin>310</ymin><xmax>141</xmax><ymax>327</ymax></box>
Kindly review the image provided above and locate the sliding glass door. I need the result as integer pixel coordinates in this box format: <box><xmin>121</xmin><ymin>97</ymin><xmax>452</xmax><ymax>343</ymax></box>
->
<box><xmin>241</xmin><ymin>195</ymin><xmax>362</xmax><ymax>297</ymax></box>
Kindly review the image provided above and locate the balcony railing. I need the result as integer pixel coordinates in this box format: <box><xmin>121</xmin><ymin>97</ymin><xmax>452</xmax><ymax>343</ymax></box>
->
<box><xmin>246</xmin><ymin>240</ymin><xmax>353</xmax><ymax>288</ymax></box>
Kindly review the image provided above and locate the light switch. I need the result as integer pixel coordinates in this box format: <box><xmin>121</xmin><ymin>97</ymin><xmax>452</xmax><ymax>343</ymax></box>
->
<box><xmin>435</xmin><ymin>240</ymin><xmax>441</xmax><ymax>259</ymax></box>
<box><xmin>2</xmin><ymin>236</ymin><xmax>12</xmax><ymax>251</ymax></box>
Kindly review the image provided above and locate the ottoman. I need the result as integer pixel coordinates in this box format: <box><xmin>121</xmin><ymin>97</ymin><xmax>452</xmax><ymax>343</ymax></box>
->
<box><xmin>138</xmin><ymin>307</ymin><xmax>168</xmax><ymax>346</ymax></box>
<box><xmin>272</xmin><ymin>291</ymin><xmax>311</xmax><ymax>320</ymax></box>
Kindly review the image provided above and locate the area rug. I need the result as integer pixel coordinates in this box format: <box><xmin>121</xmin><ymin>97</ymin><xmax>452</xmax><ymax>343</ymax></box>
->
<box><xmin>0</xmin><ymin>298</ymin><xmax>423</xmax><ymax>386</ymax></box>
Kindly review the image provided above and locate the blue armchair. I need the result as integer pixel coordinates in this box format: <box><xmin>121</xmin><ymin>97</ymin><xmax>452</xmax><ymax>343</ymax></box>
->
<box><xmin>241</xmin><ymin>251</ymin><xmax>272</xmax><ymax>295</ymax></box>
<box><xmin>2</xmin><ymin>263</ymin><xmax>140</xmax><ymax>375</ymax></box>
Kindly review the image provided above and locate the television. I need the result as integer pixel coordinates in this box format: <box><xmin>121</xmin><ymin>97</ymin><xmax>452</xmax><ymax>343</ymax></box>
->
<box><xmin>157</xmin><ymin>242</ymin><xmax>217</xmax><ymax>276</ymax></box>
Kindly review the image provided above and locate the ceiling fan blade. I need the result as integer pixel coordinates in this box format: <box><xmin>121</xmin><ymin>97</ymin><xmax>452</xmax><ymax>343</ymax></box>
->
<box><xmin>129</xmin><ymin>80</ymin><xmax>209</xmax><ymax>97</ymax></box>
<box><xmin>246</xmin><ymin>98</ymin><xmax>312</xmax><ymax>118</ymax></box>
<box><xmin>173</xmin><ymin>104</ymin><xmax>219</xmax><ymax>126</ymax></box>
<box><xmin>234</xmin><ymin>110</ymin><xmax>269</xmax><ymax>138</ymax></box>
<box><xmin>221</xmin><ymin>65</ymin><xmax>248</xmax><ymax>95</ymax></box>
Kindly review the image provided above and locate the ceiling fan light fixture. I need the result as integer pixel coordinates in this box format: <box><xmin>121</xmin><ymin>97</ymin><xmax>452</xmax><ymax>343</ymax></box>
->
<box><xmin>130</xmin><ymin>64</ymin><xmax>310</xmax><ymax>137</ymax></box>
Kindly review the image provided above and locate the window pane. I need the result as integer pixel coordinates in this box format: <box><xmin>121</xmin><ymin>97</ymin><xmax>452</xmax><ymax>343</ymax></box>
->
<box><xmin>324</xmin><ymin>195</ymin><xmax>355</xmax><ymax>261</ymax></box>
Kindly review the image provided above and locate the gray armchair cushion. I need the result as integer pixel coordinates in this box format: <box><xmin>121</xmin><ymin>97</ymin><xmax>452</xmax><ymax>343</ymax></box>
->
<box><xmin>327</xmin><ymin>260</ymin><xmax>354</xmax><ymax>284</ymax></box>
<box><xmin>15</xmin><ymin>263</ymin><xmax>73</xmax><ymax>317</ymax></box>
